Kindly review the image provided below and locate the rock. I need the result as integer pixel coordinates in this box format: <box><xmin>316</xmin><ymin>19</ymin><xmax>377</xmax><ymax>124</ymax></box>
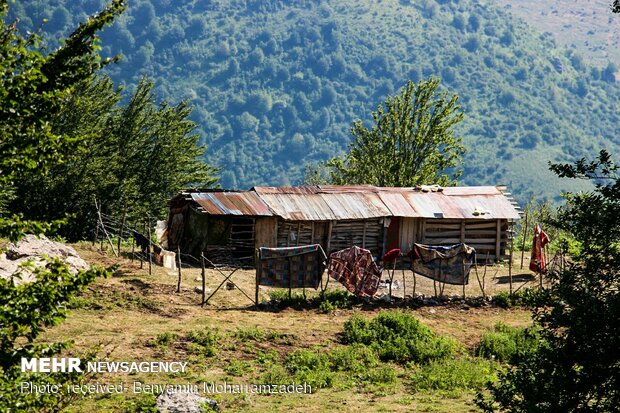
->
<box><xmin>156</xmin><ymin>389</ymin><xmax>219</xmax><ymax>413</ymax></box>
<box><xmin>194</xmin><ymin>287</ymin><xmax>211</xmax><ymax>294</ymax></box>
<box><xmin>0</xmin><ymin>235</ymin><xmax>90</xmax><ymax>283</ymax></box>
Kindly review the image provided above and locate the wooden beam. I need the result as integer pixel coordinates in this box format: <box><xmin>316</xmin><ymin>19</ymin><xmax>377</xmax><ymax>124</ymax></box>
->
<box><xmin>326</xmin><ymin>221</ymin><xmax>334</xmax><ymax>253</ymax></box>
<box><xmin>362</xmin><ymin>220</ymin><xmax>367</xmax><ymax>248</ymax></box>
<box><xmin>460</xmin><ymin>221</ymin><xmax>465</xmax><ymax>243</ymax></box>
<box><xmin>495</xmin><ymin>219</ymin><xmax>501</xmax><ymax>262</ymax></box>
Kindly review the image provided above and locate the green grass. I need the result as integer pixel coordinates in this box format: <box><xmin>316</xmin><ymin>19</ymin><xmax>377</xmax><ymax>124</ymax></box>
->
<box><xmin>342</xmin><ymin>311</ymin><xmax>459</xmax><ymax>364</ymax></box>
<box><xmin>409</xmin><ymin>357</ymin><xmax>498</xmax><ymax>394</ymax></box>
<box><xmin>476</xmin><ymin>322</ymin><xmax>541</xmax><ymax>363</ymax></box>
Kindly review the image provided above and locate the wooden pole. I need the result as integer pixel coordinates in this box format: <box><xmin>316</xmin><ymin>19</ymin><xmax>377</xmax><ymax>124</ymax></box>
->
<box><xmin>412</xmin><ymin>262</ymin><xmax>416</xmax><ymax>297</ymax></box>
<box><xmin>93</xmin><ymin>220</ymin><xmax>99</xmax><ymax>246</ymax></box>
<box><xmin>462</xmin><ymin>262</ymin><xmax>466</xmax><ymax>299</ymax></box>
<box><xmin>288</xmin><ymin>256</ymin><xmax>292</xmax><ymax>300</ymax></box>
<box><xmin>201</xmin><ymin>253</ymin><xmax>206</xmax><ymax>307</ymax></box>
<box><xmin>509</xmin><ymin>222</ymin><xmax>514</xmax><ymax>297</ymax></box>
<box><xmin>520</xmin><ymin>209</ymin><xmax>529</xmax><ymax>270</ymax></box>
<box><xmin>326</xmin><ymin>221</ymin><xmax>333</xmax><ymax>254</ymax></box>
<box><xmin>495</xmin><ymin>219</ymin><xmax>501</xmax><ymax>263</ymax></box>
<box><xmin>117</xmin><ymin>209</ymin><xmax>127</xmax><ymax>256</ymax></box>
<box><xmin>147</xmin><ymin>218</ymin><xmax>152</xmax><ymax>276</ymax></box>
<box><xmin>176</xmin><ymin>245</ymin><xmax>182</xmax><ymax>293</ymax></box>
<box><xmin>255</xmin><ymin>249</ymin><xmax>260</xmax><ymax>306</ymax></box>
<box><xmin>95</xmin><ymin>198</ymin><xmax>118</xmax><ymax>257</ymax></box>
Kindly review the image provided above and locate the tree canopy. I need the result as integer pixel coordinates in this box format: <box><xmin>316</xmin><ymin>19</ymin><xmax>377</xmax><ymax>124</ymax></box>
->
<box><xmin>478</xmin><ymin>150</ymin><xmax>620</xmax><ymax>412</ymax></box>
<box><xmin>0</xmin><ymin>2</ymin><xmax>125</xmax><ymax>412</ymax></box>
<box><xmin>328</xmin><ymin>78</ymin><xmax>465</xmax><ymax>187</ymax></box>
<box><xmin>11</xmin><ymin>76</ymin><xmax>219</xmax><ymax>240</ymax></box>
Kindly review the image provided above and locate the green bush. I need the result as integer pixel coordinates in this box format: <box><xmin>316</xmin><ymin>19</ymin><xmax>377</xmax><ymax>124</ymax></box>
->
<box><xmin>284</xmin><ymin>349</ymin><xmax>333</xmax><ymax>389</ymax></box>
<box><xmin>267</xmin><ymin>290</ymin><xmax>307</xmax><ymax>308</ymax></box>
<box><xmin>314</xmin><ymin>290</ymin><xmax>355</xmax><ymax>312</ymax></box>
<box><xmin>493</xmin><ymin>288</ymin><xmax>543</xmax><ymax>308</ymax></box>
<box><xmin>224</xmin><ymin>360</ymin><xmax>252</xmax><ymax>377</ymax></box>
<box><xmin>155</xmin><ymin>331</ymin><xmax>178</xmax><ymax>347</ymax></box>
<box><xmin>329</xmin><ymin>344</ymin><xmax>379</xmax><ymax>373</ymax></box>
<box><xmin>410</xmin><ymin>357</ymin><xmax>497</xmax><ymax>392</ymax></box>
<box><xmin>342</xmin><ymin>311</ymin><xmax>458</xmax><ymax>364</ymax></box>
<box><xmin>476</xmin><ymin>322</ymin><xmax>541</xmax><ymax>363</ymax></box>
<box><xmin>233</xmin><ymin>326</ymin><xmax>266</xmax><ymax>341</ymax></box>
<box><xmin>362</xmin><ymin>365</ymin><xmax>398</xmax><ymax>385</ymax></box>
<box><xmin>186</xmin><ymin>329</ymin><xmax>219</xmax><ymax>357</ymax></box>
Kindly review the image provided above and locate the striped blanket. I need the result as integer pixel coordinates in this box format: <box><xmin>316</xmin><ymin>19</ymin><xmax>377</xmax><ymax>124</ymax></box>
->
<box><xmin>257</xmin><ymin>244</ymin><xmax>327</xmax><ymax>289</ymax></box>
<box><xmin>328</xmin><ymin>246</ymin><xmax>382</xmax><ymax>297</ymax></box>
<box><xmin>409</xmin><ymin>243</ymin><xmax>476</xmax><ymax>285</ymax></box>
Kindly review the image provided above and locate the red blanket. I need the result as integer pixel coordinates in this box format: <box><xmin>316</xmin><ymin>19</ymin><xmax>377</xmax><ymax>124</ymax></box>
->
<box><xmin>529</xmin><ymin>224</ymin><xmax>550</xmax><ymax>274</ymax></box>
<box><xmin>328</xmin><ymin>246</ymin><xmax>382</xmax><ymax>298</ymax></box>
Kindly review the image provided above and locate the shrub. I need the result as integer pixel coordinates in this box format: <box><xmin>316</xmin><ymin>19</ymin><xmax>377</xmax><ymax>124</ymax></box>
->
<box><xmin>493</xmin><ymin>288</ymin><xmax>543</xmax><ymax>308</ymax></box>
<box><xmin>410</xmin><ymin>357</ymin><xmax>497</xmax><ymax>392</ymax></box>
<box><xmin>233</xmin><ymin>327</ymin><xmax>266</xmax><ymax>341</ymax></box>
<box><xmin>186</xmin><ymin>329</ymin><xmax>219</xmax><ymax>357</ymax></box>
<box><xmin>314</xmin><ymin>289</ymin><xmax>355</xmax><ymax>312</ymax></box>
<box><xmin>154</xmin><ymin>331</ymin><xmax>178</xmax><ymax>347</ymax></box>
<box><xmin>329</xmin><ymin>344</ymin><xmax>379</xmax><ymax>373</ymax></box>
<box><xmin>342</xmin><ymin>311</ymin><xmax>458</xmax><ymax>364</ymax></box>
<box><xmin>476</xmin><ymin>322</ymin><xmax>541</xmax><ymax>363</ymax></box>
<box><xmin>224</xmin><ymin>360</ymin><xmax>252</xmax><ymax>377</ymax></box>
<box><xmin>284</xmin><ymin>349</ymin><xmax>333</xmax><ymax>389</ymax></box>
<box><xmin>267</xmin><ymin>290</ymin><xmax>307</xmax><ymax>308</ymax></box>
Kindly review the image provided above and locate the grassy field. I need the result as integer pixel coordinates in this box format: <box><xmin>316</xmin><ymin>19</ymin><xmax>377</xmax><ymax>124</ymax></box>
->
<box><xmin>39</xmin><ymin>243</ymin><xmax>536</xmax><ymax>413</ymax></box>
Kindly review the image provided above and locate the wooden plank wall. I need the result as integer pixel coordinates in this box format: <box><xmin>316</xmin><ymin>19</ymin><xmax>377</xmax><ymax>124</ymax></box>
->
<box><xmin>422</xmin><ymin>218</ymin><xmax>511</xmax><ymax>261</ymax></box>
<box><xmin>254</xmin><ymin>217</ymin><xmax>277</xmax><ymax>248</ymax></box>
<box><xmin>330</xmin><ymin>219</ymin><xmax>382</xmax><ymax>257</ymax></box>
<box><xmin>276</xmin><ymin>218</ymin><xmax>383</xmax><ymax>257</ymax></box>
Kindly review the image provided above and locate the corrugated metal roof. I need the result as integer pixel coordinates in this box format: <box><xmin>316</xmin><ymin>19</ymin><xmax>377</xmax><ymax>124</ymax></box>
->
<box><xmin>444</xmin><ymin>194</ymin><xmax>521</xmax><ymax>220</ymax></box>
<box><xmin>180</xmin><ymin>185</ymin><xmax>520</xmax><ymax>220</ymax></box>
<box><xmin>190</xmin><ymin>192</ymin><xmax>272</xmax><ymax>216</ymax></box>
<box><xmin>256</xmin><ymin>193</ymin><xmax>335</xmax><ymax>220</ymax></box>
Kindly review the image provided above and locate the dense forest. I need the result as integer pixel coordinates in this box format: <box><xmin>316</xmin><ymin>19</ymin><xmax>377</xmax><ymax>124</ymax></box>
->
<box><xmin>10</xmin><ymin>0</ymin><xmax>620</xmax><ymax>201</ymax></box>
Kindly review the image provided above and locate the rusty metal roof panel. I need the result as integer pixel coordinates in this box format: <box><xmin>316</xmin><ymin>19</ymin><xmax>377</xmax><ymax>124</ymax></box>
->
<box><xmin>253</xmin><ymin>186</ymin><xmax>320</xmax><ymax>195</ymax></box>
<box><xmin>445</xmin><ymin>194</ymin><xmax>521</xmax><ymax>220</ymax></box>
<box><xmin>377</xmin><ymin>192</ymin><xmax>420</xmax><ymax>217</ymax></box>
<box><xmin>440</xmin><ymin>186</ymin><xmax>501</xmax><ymax>196</ymax></box>
<box><xmin>190</xmin><ymin>192</ymin><xmax>272</xmax><ymax>216</ymax></box>
<box><xmin>256</xmin><ymin>193</ymin><xmax>336</xmax><ymax>221</ymax></box>
<box><xmin>404</xmin><ymin>192</ymin><xmax>456</xmax><ymax>218</ymax></box>
<box><xmin>318</xmin><ymin>193</ymin><xmax>391</xmax><ymax>220</ymax></box>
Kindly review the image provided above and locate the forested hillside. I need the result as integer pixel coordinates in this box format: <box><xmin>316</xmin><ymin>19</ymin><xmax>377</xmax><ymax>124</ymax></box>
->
<box><xmin>10</xmin><ymin>0</ymin><xmax>620</xmax><ymax>201</ymax></box>
<box><xmin>495</xmin><ymin>0</ymin><xmax>620</xmax><ymax>69</ymax></box>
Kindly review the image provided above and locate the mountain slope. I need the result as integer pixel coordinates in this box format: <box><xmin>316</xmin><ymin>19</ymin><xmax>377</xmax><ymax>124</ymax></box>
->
<box><xmin>495</xmin><ymin>0</ymin><xmax>620</xmax><ymax>69</ymax></box>
<box><xmin>12</xmin><ymin>0</ymin><xmax>620</xmax><ymax>202</ymax></box>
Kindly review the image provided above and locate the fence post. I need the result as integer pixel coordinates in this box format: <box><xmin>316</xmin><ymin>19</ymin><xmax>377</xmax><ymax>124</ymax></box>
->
<box><xmin>177</xmin><ymin>246</ymin><xmax>182</xmax><ymax>293</ymax></box>
<box><xmin>147</xmin><ymin>218</ymin><xmax>152</xmax><ymax>276</ymax></box>
<box><xmin>118</xmin><ymin>209</ymin><xmax>127</xmax><ymax>256</ymax></box>
<box><xmin>520</xmin><ymin>209</ymin><xmax>529</xmax><ymax>269</ymax></box>
<box><xmin>201</xmin><ymin>253</ymin><xmax>206</xmax><ymax>307</ymax></box>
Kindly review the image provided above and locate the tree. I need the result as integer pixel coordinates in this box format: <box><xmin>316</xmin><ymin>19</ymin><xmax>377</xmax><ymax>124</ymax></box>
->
<box><xmin>477</xmin><ymin>150</ymin><xmax>620</xmax><ymax>412</ymax></box>
<box><xmin>0</xmin><ymin>2</ymin><xmax>124</xmax><ymax>411</ymax></box>
<box><xmin>328</xmin><ymin>78</ymin><xmax>465</xmax><ymax>187</ymax></box>
<box><xmin>0</xmin><ymin>0</ymin><xmax>125</xmax><ymax>216</ymax></box>
<box><xmin>12</xmin><ymin>76</ymin><xmax>219</xmax><ymax>240</ymax></box>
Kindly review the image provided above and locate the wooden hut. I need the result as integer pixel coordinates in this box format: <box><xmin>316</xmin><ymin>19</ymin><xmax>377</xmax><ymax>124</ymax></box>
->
<box><xmin>167</xmin><ymin>185</ymin><xmax>520</xmax><ymax>265</ymax></box>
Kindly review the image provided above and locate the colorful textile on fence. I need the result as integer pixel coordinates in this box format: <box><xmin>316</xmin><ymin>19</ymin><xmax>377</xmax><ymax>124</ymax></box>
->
<box><xmin>529</xmin><ymin>224</ymin><xmax>550</xmax><ymax>274</ymax></box>
<box><xmin>382</xmin><ymin>248</ymin><xmax>401</xmax><ymax>264</ymax></box>
<box><xmin>328</xmin><ymin>246</ymin><xmax>382</xmax><ymax>297</ymax></box>
<box><xmin>257</xmin><ymin>244</ymin><xmax>327</xmax><ymax>289</ymax></box>
<box><xmin>408</xmin><ymin>243</ymin><xmax>476</xmax><ymax>285</ymax></box>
